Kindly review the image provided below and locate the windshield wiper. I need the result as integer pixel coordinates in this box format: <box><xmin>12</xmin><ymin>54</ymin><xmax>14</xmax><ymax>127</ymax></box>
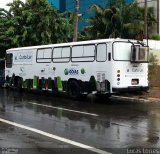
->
<box><xmin>137</xmin><ymin>40</ymin><xmax>146</xmax><ymax>46</ymax></box>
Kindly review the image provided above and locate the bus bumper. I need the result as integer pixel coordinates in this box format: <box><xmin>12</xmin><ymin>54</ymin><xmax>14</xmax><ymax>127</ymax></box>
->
<box><xmin>112</xmin><ymin>86</ymin><xmax>149</xmax><ymax>93</ymax></box>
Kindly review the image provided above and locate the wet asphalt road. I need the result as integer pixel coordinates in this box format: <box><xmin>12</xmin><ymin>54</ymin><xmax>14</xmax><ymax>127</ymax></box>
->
<box><xmin>0</xmin><ymin>89</ymin><xmax>160</xmax><ymax>154</ymax></box>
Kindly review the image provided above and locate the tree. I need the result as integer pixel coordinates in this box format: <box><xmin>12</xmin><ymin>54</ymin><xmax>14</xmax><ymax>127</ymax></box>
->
<box><xmin>107</xmin><ymin>0</ymin><xmax>125</xmax><ymax>7</ymax></box>
<box><xmin>82</xmin><ymin>0</ymin><xmax>156</xmax><ymax>40</ymax></box>
<box><xmin>0</xmin><ymin>8</ymin><xmax>13</xmax><ymax>58</ymax></box>
<box><xmin>148</xmin><ymin>53</ymin><xmax>158</xmax><ymax>87</ymax></box>
<box><xmin>82</xmin><ymin>5</ymin><xmax>117</xmax><ymax>39</ymax></box>
<box><xmin>0</xmin><ymin>0</ymin><xmax>73</xmax><ymax>58</ymax></box>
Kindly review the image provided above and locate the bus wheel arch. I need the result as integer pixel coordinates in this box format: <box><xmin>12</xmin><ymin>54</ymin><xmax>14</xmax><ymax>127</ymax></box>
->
<box><xmin>67</xmin><ymin>79</ymin><xmax>81</xmax><ymax>100</ymax></box>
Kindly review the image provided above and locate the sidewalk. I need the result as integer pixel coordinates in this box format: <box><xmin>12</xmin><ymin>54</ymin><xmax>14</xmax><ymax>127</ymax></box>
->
<box><xmin>111</xmin><ymin>87</ymin><xmax>160</xmax><ymax>103</ymax></box>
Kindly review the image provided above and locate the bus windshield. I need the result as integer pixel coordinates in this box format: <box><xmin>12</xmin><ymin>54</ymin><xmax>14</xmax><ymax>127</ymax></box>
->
<box><xmin>113</xmin><ymin>42</ymin><xmax>132</xmax><ymax>61</ymax></box>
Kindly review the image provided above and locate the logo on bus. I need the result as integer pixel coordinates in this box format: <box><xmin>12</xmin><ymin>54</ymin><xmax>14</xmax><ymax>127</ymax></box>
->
<box><xmin>14</xmin><ymin>51</ymin><xmax>33</xmax><ymax>63</ymax></box>
<box><xmin>64</xmin><ymin>68</ymin><xmax>79</xmax><ymax>75</ymax></box>
<box><xmin>81</xmin><ymin>68</ymin><xmax>86</xmax><ymax>74</ymax></box>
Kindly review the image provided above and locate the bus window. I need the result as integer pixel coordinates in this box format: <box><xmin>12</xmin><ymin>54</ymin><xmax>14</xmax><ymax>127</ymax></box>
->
<box><xmin>72</xmin><ymin>45</ymin><xmax>95</xmax><ymax>62</ymax></box>
<box><xmin>37</xmin><ymin>48</ymin><xmax>52</xmax><ymax>63</ymax></box>
<box><xmin>53</xmin><ymin>47</ymin><xmax>70</xmax><ymax>63</ymax></box>
<box><xmin>97</xmin><ymin>43</ymin><xmax>107</xmax><ymax>62</ymax></box>
<box><xmin>113</xmin><ymin>42</ymin><xmax>131</xmax><ymax>61</ymax></box>
<box><xmin>6</xmin><ymin>53</ymin><xmax>13</xmax><ymax>68</ymax></box>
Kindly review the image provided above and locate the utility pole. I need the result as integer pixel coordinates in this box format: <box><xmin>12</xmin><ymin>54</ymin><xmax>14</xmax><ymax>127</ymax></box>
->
<box><xmin>144</xmin><ymin>0</ymin><xmax>148</xmax><ymax>39</ymax></box>
<box><xmin>73</xmin><ymin>0</ymin><xmax>79</xmax><ymax>42</ymax></box>
<box><xmin>144</xmin><ymin>0</ymin><xmax>148</xmax><ymax>45</ymax></box>
<box><xmin>157</xmin><ymin>0</ymin><xmax>159</xmax><ymax>33</ymax></box>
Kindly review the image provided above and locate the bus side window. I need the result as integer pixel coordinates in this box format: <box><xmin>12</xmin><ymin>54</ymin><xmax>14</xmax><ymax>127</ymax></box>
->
<box><xmin>6</xmin><ymin>53</ymin><xmax>13</xmax><ymax>68</ymax></box>
<box><xmin>72</xmin><ymin>45</ymin><xmax>95</xmax><ymax>62</ymax></box>
<box><xmin>37</xmin><ymin>48</ymin><xmax>52</xmax><ymax>63</ymax></box>
<box><xmin>97</xmin><ymin>43</ymin><xmax>107</xmax><ymax>62</ymax></box>
<box><xmin>53</xmin><ymin>47</ymin><xmax>70</xmax><ymax>63</ymax></box>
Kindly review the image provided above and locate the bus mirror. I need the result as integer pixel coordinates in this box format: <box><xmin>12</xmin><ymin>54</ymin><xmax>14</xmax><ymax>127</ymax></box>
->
<box><xmin>131</xmin><ymin>45</ymin><xmax>149</xmax><ymax>63</ymax></box>
<box><xmin>138</xmin><ymin>46</ymin><xmax>149</xmax><ymax>62</ymax></box>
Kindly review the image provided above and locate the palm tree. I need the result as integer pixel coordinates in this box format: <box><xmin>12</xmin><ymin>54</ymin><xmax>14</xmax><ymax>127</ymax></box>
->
<box><xmin>82</xmin><ymin>0</ymin><xmax>156</xmax><ymax>40</ymax></box>
<box><xmin>82</xmin><ymin>4</ymin><xmax>118</xmax><ymax>39</ymax></box>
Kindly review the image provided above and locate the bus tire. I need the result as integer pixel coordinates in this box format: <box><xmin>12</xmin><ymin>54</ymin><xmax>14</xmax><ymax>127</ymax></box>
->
<box><xmin>17</xmin><ymin>78</ymin><xmax>23</xmax><ymax>92</ymax></box>
<box><xmin>67</xmin><ymin>80</ymin><xmax>80</xmax><ymax>100</ymax></box>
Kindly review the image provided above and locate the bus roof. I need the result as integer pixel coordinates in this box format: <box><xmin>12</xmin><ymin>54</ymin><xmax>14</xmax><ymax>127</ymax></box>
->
<box><xmin>6</xmin><ymin>38</ymin><xmax>124</xmax><ymax>52</ymax></box>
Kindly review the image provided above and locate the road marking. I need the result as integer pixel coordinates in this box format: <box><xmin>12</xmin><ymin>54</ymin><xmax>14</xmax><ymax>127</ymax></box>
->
<box><xmin>0</xmin><ymin>118</ymin><xmax>111</xmax><ymax>154</ymax></box>
<box><xmin>28</xmin><ymin>102</ymin><xmax>99</xmax><ymax>117</ymax></box>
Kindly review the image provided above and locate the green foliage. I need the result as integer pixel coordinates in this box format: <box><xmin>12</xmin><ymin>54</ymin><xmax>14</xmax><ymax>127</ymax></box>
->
<box><xmin>81</xmin><ymin>0</ymin><xmax>156</xmax><ymax>40</ymax></box>
<box><xmin>148</xmin><ymin>52</ymin><xmax>158</xmax><ymax>87</ymax></box>
<box><xmin>151</xmin><ymin>34</ymin><xmax>160</xmax><ymax>40</ymax></box>
<box><xmin>0</xmin><ymin>0</ymin><xmax>73</xmax><ymax>58</ymax></box>
<box><xmin>107</xmin><ymin>0</ymin><xmax>125</xmax><ymax>7</ymax></box>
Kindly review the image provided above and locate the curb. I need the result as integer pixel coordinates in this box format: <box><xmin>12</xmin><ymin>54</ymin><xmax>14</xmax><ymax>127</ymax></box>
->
<box><xmin>111</xmin><ymin>95</ymin><xmax>160</xmax><ymax>103</ymax></box>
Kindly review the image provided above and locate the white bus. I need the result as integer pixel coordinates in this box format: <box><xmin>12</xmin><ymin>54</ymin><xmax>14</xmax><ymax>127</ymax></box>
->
<box><xmin>5</xmin><ymin>38</ymin><xmax>149</xmax><ymax>99</ymax></box>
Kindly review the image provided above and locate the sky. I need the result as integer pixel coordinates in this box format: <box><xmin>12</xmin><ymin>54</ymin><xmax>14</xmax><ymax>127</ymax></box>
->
<box><xmin>0</xmin><ymin>0</ymin><xmax>25</xmax><ymax>10</ymax></box>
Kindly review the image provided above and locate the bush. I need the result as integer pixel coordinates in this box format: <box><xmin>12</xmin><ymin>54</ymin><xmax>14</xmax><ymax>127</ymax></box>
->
<box><xmin>151</xmin><ymin>34</ymin><xmax>160</xmax><ymax>40</ymax></box>
<box><xmin>148</xmin><ymin>52</ymin><xmax>158</xmax><ymax>87</ymax></box>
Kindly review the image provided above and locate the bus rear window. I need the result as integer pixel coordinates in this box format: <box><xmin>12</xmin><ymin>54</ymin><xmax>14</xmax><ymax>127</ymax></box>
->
<box><xmin>6</xmin><ymin>53</ymin><xmax>13</xmax><ymax>68</ymax></box>
<box><xmin>113</xmin><ymin>42</ymin><xmax>131</xmax><ymax>61</ymax></box>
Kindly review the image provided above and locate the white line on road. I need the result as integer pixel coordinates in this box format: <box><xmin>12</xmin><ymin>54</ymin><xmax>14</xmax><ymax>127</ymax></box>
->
<box><xmin>28</xmin><ymin>102</ymin><xmax>99</xmax><ymax>117</ymax></box>
<box><xmin>0</xmin><ymin>118</ymin><xmax>111</xmax><ymax>154</ymax></box>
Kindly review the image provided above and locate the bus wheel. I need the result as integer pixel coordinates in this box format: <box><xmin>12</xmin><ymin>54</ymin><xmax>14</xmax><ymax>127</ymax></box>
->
<box><xmin>17</xmin><ymin>78</ymin><xmax>23</xmax><ymax>92</ymax></box>
<box><xmin>67</xmin><ymin>80</ymin><xmax>80</xmax><ymax>100</ymax></box>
